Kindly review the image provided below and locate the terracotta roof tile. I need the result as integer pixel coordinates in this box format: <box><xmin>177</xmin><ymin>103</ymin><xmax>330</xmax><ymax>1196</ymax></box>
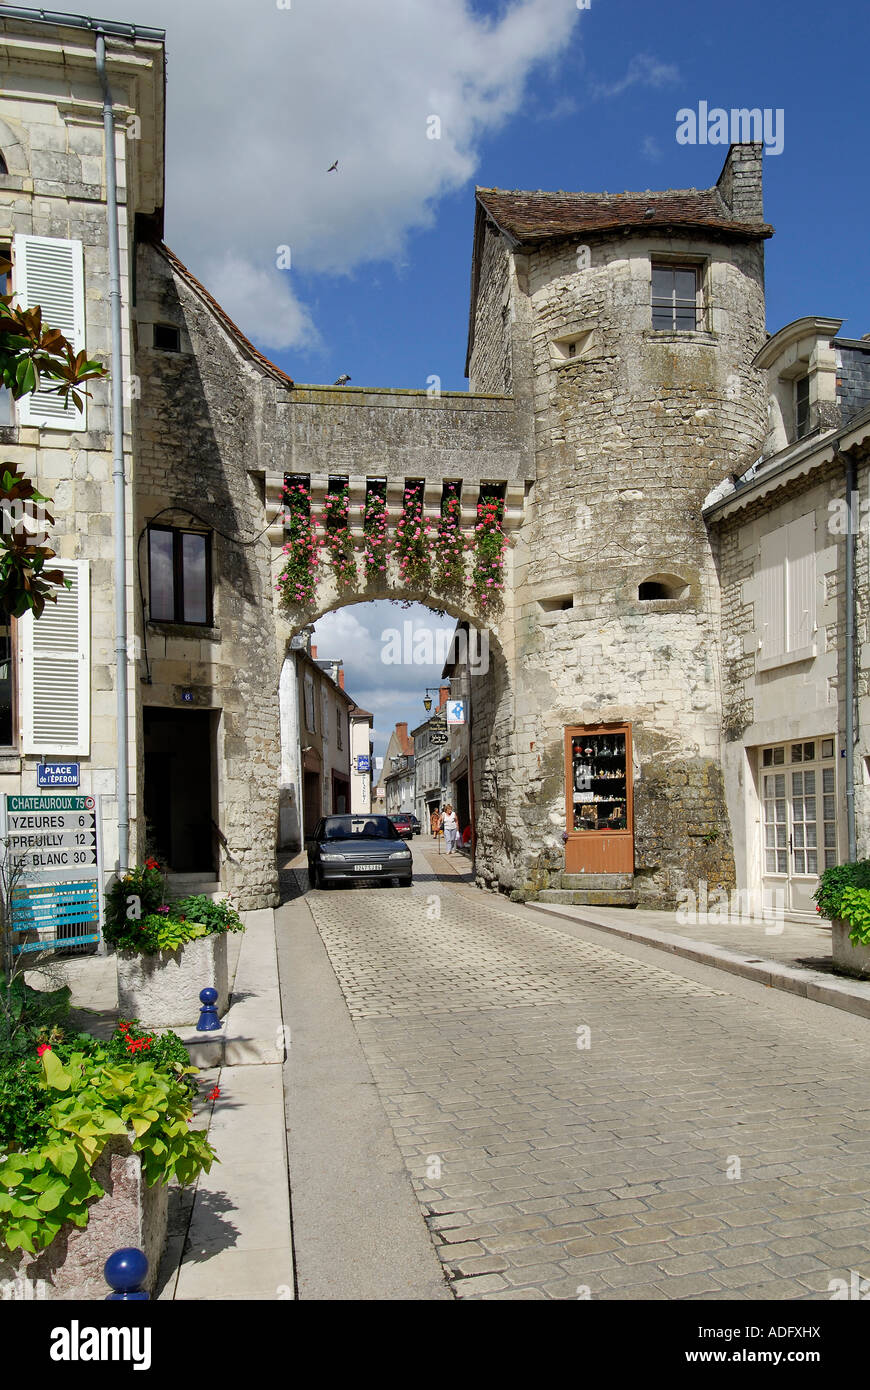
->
<box><xmin>476</xmin><ymin>186</ymin><xmax>772</xmax><ymax>244</ymax></box>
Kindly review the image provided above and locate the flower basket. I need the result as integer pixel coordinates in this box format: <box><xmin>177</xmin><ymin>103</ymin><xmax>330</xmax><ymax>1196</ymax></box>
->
<box><xmin>116</xmin><ymin>930</ymin><xmax>229</xmax><ymax>1029</ymax></box>
<box><xmin>0</xmin><ymin>1135</ymin><xmax>167</xmax><ymax>1301</ymax></box>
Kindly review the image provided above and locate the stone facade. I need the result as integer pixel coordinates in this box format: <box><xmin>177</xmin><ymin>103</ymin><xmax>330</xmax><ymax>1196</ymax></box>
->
<box><xmin>10</xmin><ymin>9</ymin><xmax>860</xmax><ymax>926</ymax></box>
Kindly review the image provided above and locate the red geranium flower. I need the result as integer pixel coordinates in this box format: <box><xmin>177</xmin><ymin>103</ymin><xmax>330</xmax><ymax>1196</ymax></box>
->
<box><xmin>37</xmin><ymin>1043</ymin><xmax>51</xmax><ymax>1056</ymax></box>
<box><xmin>144</xmin><ymin>857</ymin><xmax>160</xmax><ymax>870</ymax></box>
<box><xmin>207</xmin><ymin>1086</ymin><xmax>220</xmax><ymax>1101</ymax></box>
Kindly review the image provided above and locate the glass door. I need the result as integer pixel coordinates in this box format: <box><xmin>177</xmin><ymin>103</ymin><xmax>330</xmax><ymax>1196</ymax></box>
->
<box><xmin>760</xmin><ymin>738</ymin><xmax>838</xmax><ymax>915</ymax></box>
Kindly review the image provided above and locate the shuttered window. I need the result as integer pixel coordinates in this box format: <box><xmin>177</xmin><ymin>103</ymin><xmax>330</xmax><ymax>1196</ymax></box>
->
<box><xmin>20</xmin><ymin>560</ymin><xmax>90</xmax><ymax>755</ymax></box>
<box><xmin>757</xmin><ymin>515</ymin><xmax>816</xmax><ymax>670</ymax></box>
<box><xmin>12</xmin><ymin>234</ymin><xmax>86</xmax><ymax>430</ymax></box>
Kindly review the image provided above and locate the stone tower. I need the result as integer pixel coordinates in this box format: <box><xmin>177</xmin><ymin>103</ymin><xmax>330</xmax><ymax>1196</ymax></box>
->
<box><xmin>467</xmin><ymin>145</ymin><xmax>771</xmax><ymax>904</ymax></box>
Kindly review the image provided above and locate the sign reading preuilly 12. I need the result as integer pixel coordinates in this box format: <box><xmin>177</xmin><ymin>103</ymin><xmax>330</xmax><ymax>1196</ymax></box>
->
<box><xmin>5</xmin><ymin>794</ymin><xmax>98</xmax><ymax>871</ymax></box>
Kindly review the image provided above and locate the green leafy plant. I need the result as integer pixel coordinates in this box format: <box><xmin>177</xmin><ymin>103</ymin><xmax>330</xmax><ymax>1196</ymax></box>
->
<box><xmin>276</xmin><ymin>480</ymin><xmax>319</xmax><ymax>608</ymax></box>
<box><xmin>362</xmin><ymin>487</ymin><xmax>390</xmax><ymax>580</ymax></box>
<box><xmin>813</xmin><ymin>859</ymin><xmax>870</xmax><ymax>928</ymax></box>
<box><xmin>0</xmin><ymin>1045</ymin><xmax>215</xmax><ymax>1256</ymax></box>
<box><xmin>469</xmin><ymin>496</ymin><xmax>506</xmax><ymax>614</ymax></box>
<box><xmin>103</xmin><ymin>859</ymin><xmax>165</xmax><ymax>943</ymax></box>
<box><xmin>835</xmin><ymin>886</ymin><xmax>870</xmax><ymax>946</ymax></box>
<box><xmin>321</xmin><ymin>480</ymin><xmax>357</xmax><ymax>588</ymax></box>
<box><xmin>0</xmin><ymin>1058</ymin><xmax>51</xmax><ymax>1150</ymax></box>
<box><xmin>434</xmin><ymin>484</ymin><xmax>464</xmax><ymax>597</ymax></box>
<box><xmin>173</xmin><ymin>895</ymin><xmax>243</xmax><ymax>934</ymax></box>
<box><xmin>394</xmin><ymin>482</ymin><xmax>431</xmax><ymax>591</ymax></box>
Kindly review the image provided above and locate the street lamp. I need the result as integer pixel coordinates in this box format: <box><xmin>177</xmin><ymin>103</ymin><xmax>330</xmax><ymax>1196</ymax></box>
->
<box><xmin>423</xmin><ymin>681</ymin><xmax>450</xmax><ymax>712</ymax></box>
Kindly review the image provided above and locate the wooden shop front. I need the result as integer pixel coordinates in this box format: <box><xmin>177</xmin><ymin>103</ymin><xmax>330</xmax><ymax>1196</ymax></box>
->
<box><xmin>564</xmin><ymin>723</ymin><xmax>634</xmax><ymax>874</ymax></box>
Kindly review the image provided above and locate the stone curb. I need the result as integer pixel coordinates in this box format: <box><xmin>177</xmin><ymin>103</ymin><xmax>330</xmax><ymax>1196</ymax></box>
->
<box><xmin>526</xmin><ymin>902</ymin><xmax>870</xmax><ymax>1020</ymax></box>
<box><xmin>177</xmin><ymin>908</ymin><xmax>286</xmax><ymax>1067</ymax></box>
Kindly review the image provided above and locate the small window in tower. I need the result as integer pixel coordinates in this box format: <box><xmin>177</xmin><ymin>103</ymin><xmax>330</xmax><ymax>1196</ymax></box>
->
<box><xmin>638</xmin><ymin>574</ymin><xmax>689</xmax><ymax>601</ymax></box>
<box><xmin>795</xmin><ymin>375</ymin><xmax>810</xmax><ymax>440</ymax></box>
<box><xmin>0</xmin><ymin>151</ymin><xmax>8</xmax><ymax>176</ymax></box>
<box><xmin>651</xmin><ymin>263</ymin><xmax>700</xmax><ymax>331</ymax></box>
<box><xmin>153</xmin><ymin>322</ymin><xmax>181</xmax><ymax>352</ymax></box>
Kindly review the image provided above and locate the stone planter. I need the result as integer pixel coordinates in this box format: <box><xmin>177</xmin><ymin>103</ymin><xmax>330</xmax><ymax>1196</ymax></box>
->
<box><xmin>117</xmin><ymin>930</ymin><xmax>229</xmax><ymax>1028</ymax></box>
<box><xmin>0</xmin><ymin>1137</ymin><xmax>168</xmax><ymax>1301</ymax></box>
<box><xmin>832</xmin><ymin>918</ymin><xmax>870</xmax><ymax>979</ymax></box>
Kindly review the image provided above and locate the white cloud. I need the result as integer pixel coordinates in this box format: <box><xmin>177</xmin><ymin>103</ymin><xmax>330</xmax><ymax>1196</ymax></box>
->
<box><xmin>312</xmin><ymin>600</ymin><xmax>456</xmax><ymax>756</ymax></box>
<box><xmin>93</xmin><ymin>0</ymin><xmax>582</xmax><ymax>349</ymax></box>
<box><xmin>590</xmin><ymin>53</ymin><xmax>679</xmax><ymax>100</ymax></box>
<box><xmin>641</xmin><ymin>134</ymin><xmax>663</xmax><ymax>161</ymax></box>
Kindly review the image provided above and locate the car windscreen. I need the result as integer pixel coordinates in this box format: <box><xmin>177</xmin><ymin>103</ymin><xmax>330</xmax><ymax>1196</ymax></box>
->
<box><xmin>321</xmin><ymin>816</ymin><xmax>399</xmax><ymax>840</ymax></box>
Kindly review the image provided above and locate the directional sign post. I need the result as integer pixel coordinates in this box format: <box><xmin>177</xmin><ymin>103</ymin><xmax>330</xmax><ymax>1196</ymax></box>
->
<box><xmin>1</xmin><ymin>794</ymin><xmax>104</xmax><ymax>954</ymax></box>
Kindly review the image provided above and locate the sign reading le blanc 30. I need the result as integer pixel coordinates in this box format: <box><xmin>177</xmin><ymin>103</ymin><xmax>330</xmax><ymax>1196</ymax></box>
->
<box><xmin>5</xmin><ymin>794</ymin><xmax>98</xmax><ymax>871</ymax></box>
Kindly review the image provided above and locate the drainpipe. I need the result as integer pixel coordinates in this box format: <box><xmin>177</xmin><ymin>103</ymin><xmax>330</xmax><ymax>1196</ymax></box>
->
<box><xmin>844</xmin><ymin>443</ymin><xmax>858</xmax><ymax>862</ymax></box>
<box><xmin>96</xmin><ymin>33</ymin><xmax>130</xmax><ymax>871</ymax></box>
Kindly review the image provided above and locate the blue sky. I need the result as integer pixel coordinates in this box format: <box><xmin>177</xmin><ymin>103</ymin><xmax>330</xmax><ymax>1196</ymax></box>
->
<box><xmin>94</xmin><ymin>0</ymin><xmax>870</xmax><ymax>759</ymax></box>
<box><xmin>277</xmin><ymin>0</ymin><xmax>870</xmax><ymax>390</ymax></box>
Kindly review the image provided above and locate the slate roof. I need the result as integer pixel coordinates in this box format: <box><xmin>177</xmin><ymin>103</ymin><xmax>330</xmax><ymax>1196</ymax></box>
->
<box><xmin>475</xmin><ymin>186</ymin><xmax>773</xmax><ymax>246</ymax></box>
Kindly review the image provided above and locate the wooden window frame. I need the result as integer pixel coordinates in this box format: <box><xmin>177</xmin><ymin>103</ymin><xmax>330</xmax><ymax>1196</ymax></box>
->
<box><xmin>148</xmin><ymin>524</ymin><xmax>213</xmax><ymax>627</ymax></box>
<box><xmin>650</xmin><ymin>260</ymin><xmax>705</xmax><ymax>332</ymax></box>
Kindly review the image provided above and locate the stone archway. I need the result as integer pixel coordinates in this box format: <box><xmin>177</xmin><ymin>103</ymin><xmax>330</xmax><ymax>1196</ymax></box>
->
<box><xmin>275</xmin><ymin>585</ymin><xmax>518</xmax><ymax>894</ymax></box>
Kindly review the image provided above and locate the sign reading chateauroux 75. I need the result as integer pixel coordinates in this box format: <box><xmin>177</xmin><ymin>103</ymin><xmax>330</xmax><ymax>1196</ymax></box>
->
<box><xmin>4</xmin><ymin>794</ymin><xmax>98</xmax><ymax>872</ymax></box>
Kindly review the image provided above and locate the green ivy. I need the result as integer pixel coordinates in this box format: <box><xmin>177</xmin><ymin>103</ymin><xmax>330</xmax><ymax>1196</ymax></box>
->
<box><xmin>0</xmin><ymin>1046</ymin><xmax>216</xmax><ymax>1256</ymax></box>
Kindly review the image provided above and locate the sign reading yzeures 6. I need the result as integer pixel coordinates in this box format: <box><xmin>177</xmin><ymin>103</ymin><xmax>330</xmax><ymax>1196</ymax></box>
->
<box><xmin>4</xmin><ymin>795</ymin><xmax>98</xmax><ymax>872</ymax></box>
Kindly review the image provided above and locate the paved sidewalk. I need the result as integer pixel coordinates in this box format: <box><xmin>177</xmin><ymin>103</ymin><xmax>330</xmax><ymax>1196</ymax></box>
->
<box><xmin>427</xmin><ymin>850</ymin><xmax>870</xmax><ymax>1020</ymax></box>
<box><xmin>526</xmin><ymin>902</ymin><xmax>870</xmax><ymax>1020</ymax></box>
<box><xmin>155</xmin><ymin>908</ymin><xmax>294</xmax><ymax>1301</ymax></box>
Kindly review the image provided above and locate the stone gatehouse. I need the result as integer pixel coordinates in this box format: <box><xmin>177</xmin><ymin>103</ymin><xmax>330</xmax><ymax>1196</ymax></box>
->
<box><xmin>3</xmin><ymin>11</ymin><xmax>796</xmax><ymax>916</ymax></box>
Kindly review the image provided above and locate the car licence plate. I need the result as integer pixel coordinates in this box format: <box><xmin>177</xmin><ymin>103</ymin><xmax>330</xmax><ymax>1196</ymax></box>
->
<box><xmin>354</xmin><ymin>863</ymin><xmax>382</xmax><ymax>871</ymax></box>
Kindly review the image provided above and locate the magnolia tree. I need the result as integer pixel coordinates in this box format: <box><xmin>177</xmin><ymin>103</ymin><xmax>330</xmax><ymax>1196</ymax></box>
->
<box><xmin>0</xmin><ymin>250</ymin><xmax>105</xmax><ymax>619</ymax></box>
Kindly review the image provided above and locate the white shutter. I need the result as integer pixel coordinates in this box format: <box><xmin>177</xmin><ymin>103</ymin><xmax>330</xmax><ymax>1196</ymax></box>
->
<box><xmin>758</xmin><ymin>525</ymin><xmax>787</xmax><ymax>662</ymax></box>
<box><xmin>785</xmin><ymin>513</ymin><xmax>816</xmax><ymax>653</ymax></box>
<box><xmin>20</xmin><ymin>560</ymin><xmax>90</xmax><ymax>755</ymax></box>
<box><xmin>12</xmin><ymin>235</ymin><xmax>86</xmax><ymax>430</ymax></box>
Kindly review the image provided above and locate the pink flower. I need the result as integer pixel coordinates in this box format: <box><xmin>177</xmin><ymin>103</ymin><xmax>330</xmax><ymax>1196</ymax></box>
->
<box><xmin>37</xmin><ymin>1043</ymin><xmax>51</xmax><ymax>1056</ymax></box>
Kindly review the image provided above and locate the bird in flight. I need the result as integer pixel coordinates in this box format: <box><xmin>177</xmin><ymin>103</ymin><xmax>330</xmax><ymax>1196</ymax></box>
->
<box><xmin>334</xmin><ymin>374</ymin><xmax>351</xmax><ymax>386</ymax></box>
<box><xmin>327</xmin><ymin>160</ymin><xmax>338</xmax><ymax>173</ymax></box>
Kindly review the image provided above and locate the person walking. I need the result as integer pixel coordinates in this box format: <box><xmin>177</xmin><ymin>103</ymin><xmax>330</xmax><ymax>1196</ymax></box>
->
<box><xmin>441</xmin><ymin>803</ymin><xmax>459</xmax><ymax>854</ymax></box>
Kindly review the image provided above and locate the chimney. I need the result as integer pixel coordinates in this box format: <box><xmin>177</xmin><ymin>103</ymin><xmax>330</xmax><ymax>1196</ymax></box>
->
<box><xmin>338</xmin><ymin>669</ymin><xmax>345</xmax><ymax>690</ymax></box>
<box><xmin>716</xmin><ymin>143</ymin><xmax>764</xmax><ymax>224</ymax></box>
<box><xmin>396</xmin><ymin>721</ymin><xmax>408</xmax><ymax>746</ymax></box>
<box><xmin>311</xmin><ymin>644</ymin><xmax>318</xmax><ymax>659</ymax></box>
<box><xmin>438</xmin><ymin>685</ymin><xmax>450</xmax><ymax>709</ymax></box>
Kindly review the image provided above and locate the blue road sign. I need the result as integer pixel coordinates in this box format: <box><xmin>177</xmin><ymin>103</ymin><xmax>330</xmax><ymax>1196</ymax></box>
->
<box><xmin>446</xmin><ymin>700</ymin><xmax>466</xmax><ymax>726</ymax></box>
<box><xmin>37</xmin><ymin>762</ymin><xmax>80</xmax><ymax>788</ymax></box>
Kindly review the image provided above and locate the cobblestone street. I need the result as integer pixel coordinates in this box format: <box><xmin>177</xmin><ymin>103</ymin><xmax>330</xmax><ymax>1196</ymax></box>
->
<box><xmin>289</xmin><ymin>842</ymin><xmax>870</xmax><ymax>1301</ymax></box>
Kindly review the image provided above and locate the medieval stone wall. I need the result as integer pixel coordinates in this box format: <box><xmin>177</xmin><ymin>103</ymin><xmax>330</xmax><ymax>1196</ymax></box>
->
<box><xmin>133</xmin><ymin>244</ymin><xmax>282</xmax><ymax>907</ymax></box>
<box><xmin>502</xmin><ymin>231</ymin><xmax>769</xmax><ymax>904</ymax></box>
<box><xmin>467</xmin><ymin>220</ymin><xmax>513</xmax><ymax>395</ymax></box>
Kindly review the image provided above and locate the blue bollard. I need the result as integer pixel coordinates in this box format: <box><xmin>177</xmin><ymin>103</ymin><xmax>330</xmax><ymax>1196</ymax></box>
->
<box><xmin>104</xmin><ymin>1247</ymin><xmax>149</xmax><ymax>1300</ymax></box>
<box><xmin>197</xmin><ymin>986</ymin><xmax>221</xmax><ymax>1031</ymax></box>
